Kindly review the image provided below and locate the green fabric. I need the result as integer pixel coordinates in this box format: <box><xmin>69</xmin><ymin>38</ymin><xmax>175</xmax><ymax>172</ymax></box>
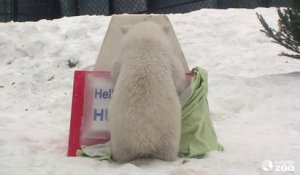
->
<box><xmin>77</xmin><ymin>67</ymin><xmax>223</xmax><ymax>160</ymax></box>
<box><xmin>179</xmin><ymin>67</ymin><xmax>223</xmax><ymax>158</ymax></box>
<box><xmin>76</xmin><ymin>142</ymin><xmax>112</xmax><ymax>162</ymax></box>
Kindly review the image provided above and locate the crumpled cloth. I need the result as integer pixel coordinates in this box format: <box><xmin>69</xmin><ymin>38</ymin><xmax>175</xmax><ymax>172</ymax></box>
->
<box><xmin>76</xmin><ymin>142</ymin><xmax>112</xmax><ymax>161</ymax></box>
<box><xmin>179</xmin><ymin>67</ymin><xmax>223</xmax><ymax>158</ymax></box>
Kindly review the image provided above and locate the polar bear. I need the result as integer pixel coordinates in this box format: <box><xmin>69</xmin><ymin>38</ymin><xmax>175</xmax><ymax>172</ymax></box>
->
<box><xmin>108</xmin><ymin>21</ymin><xmax>186</xmax><ymax>162</ymax></box>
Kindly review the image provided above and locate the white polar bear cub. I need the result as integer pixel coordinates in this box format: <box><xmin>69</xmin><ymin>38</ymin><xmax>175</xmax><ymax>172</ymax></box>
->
<box><xmin>108</xmin><ymin>21</ymin><xmax>186</xmax><ymax>162</ymax></box>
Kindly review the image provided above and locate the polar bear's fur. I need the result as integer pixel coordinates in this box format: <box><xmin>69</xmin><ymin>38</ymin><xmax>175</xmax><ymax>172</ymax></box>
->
<box><xmin>108</xmin><ymin>21</ymin><xmax>186</xmax><ymax>162</ymax></box>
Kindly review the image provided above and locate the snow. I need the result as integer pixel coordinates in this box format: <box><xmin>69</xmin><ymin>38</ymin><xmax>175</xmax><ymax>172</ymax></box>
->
<box><xmin>0</xmin><ymin>8</ymin><xmax>299</xmax><ymax>175</ymax></box>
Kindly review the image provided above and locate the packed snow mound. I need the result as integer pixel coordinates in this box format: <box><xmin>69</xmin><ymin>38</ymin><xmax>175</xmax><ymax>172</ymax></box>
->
<box><xmin>0</xmin><ymin>8</ymin><xmax>299</xmax><ymax>175</ymax></box>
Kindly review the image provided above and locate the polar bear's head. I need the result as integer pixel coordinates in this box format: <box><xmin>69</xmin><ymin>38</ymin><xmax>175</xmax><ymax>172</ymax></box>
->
<box><xmin>112</xmin><ymin>20</ymin><xmax>186</xmax><ymax>92</ymax></box>
<box><xmin>119</xmin><ymin>21</ymin><xmax>173</xmax><ymax>51</ymax></box>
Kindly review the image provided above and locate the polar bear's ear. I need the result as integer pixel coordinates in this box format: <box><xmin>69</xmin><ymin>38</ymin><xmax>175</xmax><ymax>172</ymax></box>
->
<box><xmin>121</xmin><ymin>25</ymin><xmax>132</xmax><ymax>34</ymax></box>
<box><xmin>162</xmin><ymin>25</ymin><xmax>170</xmax><ymax>33</ymax></box>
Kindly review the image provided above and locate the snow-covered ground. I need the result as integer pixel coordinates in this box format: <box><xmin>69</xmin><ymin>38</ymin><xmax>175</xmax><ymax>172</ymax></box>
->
<box><xmin>0</xmin><ymin>8</ymin><xmax>299</xmax><ymax>175</ymax></box>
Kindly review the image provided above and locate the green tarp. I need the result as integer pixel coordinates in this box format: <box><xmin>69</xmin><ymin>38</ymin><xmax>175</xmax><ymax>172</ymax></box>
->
<box><xmin>179</xmin><ymin>67</ymin><xmax>223</xmax><ymax>158</ymax></box>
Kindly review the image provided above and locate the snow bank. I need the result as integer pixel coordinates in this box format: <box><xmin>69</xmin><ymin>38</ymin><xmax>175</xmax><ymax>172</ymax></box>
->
<box><xmin>0</xmin><ymin>8</ymin><xmax>299</xmax><ymax>175</ymax></box>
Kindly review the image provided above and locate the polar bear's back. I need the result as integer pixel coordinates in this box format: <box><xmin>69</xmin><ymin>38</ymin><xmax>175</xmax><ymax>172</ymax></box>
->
<box><xmin>108</xmin><ymin>21</ymin><xmax>184</xmax><ymax>162</ymax></box>
<box><xmin>109</xmin><ymin>76</ymin><xmax>181</xmax><ymax>161</ymax></box>
<box><xmin>109</xmin><ymin>48</ymin><xmax>182</xmax><ymax>157</ymax></box>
